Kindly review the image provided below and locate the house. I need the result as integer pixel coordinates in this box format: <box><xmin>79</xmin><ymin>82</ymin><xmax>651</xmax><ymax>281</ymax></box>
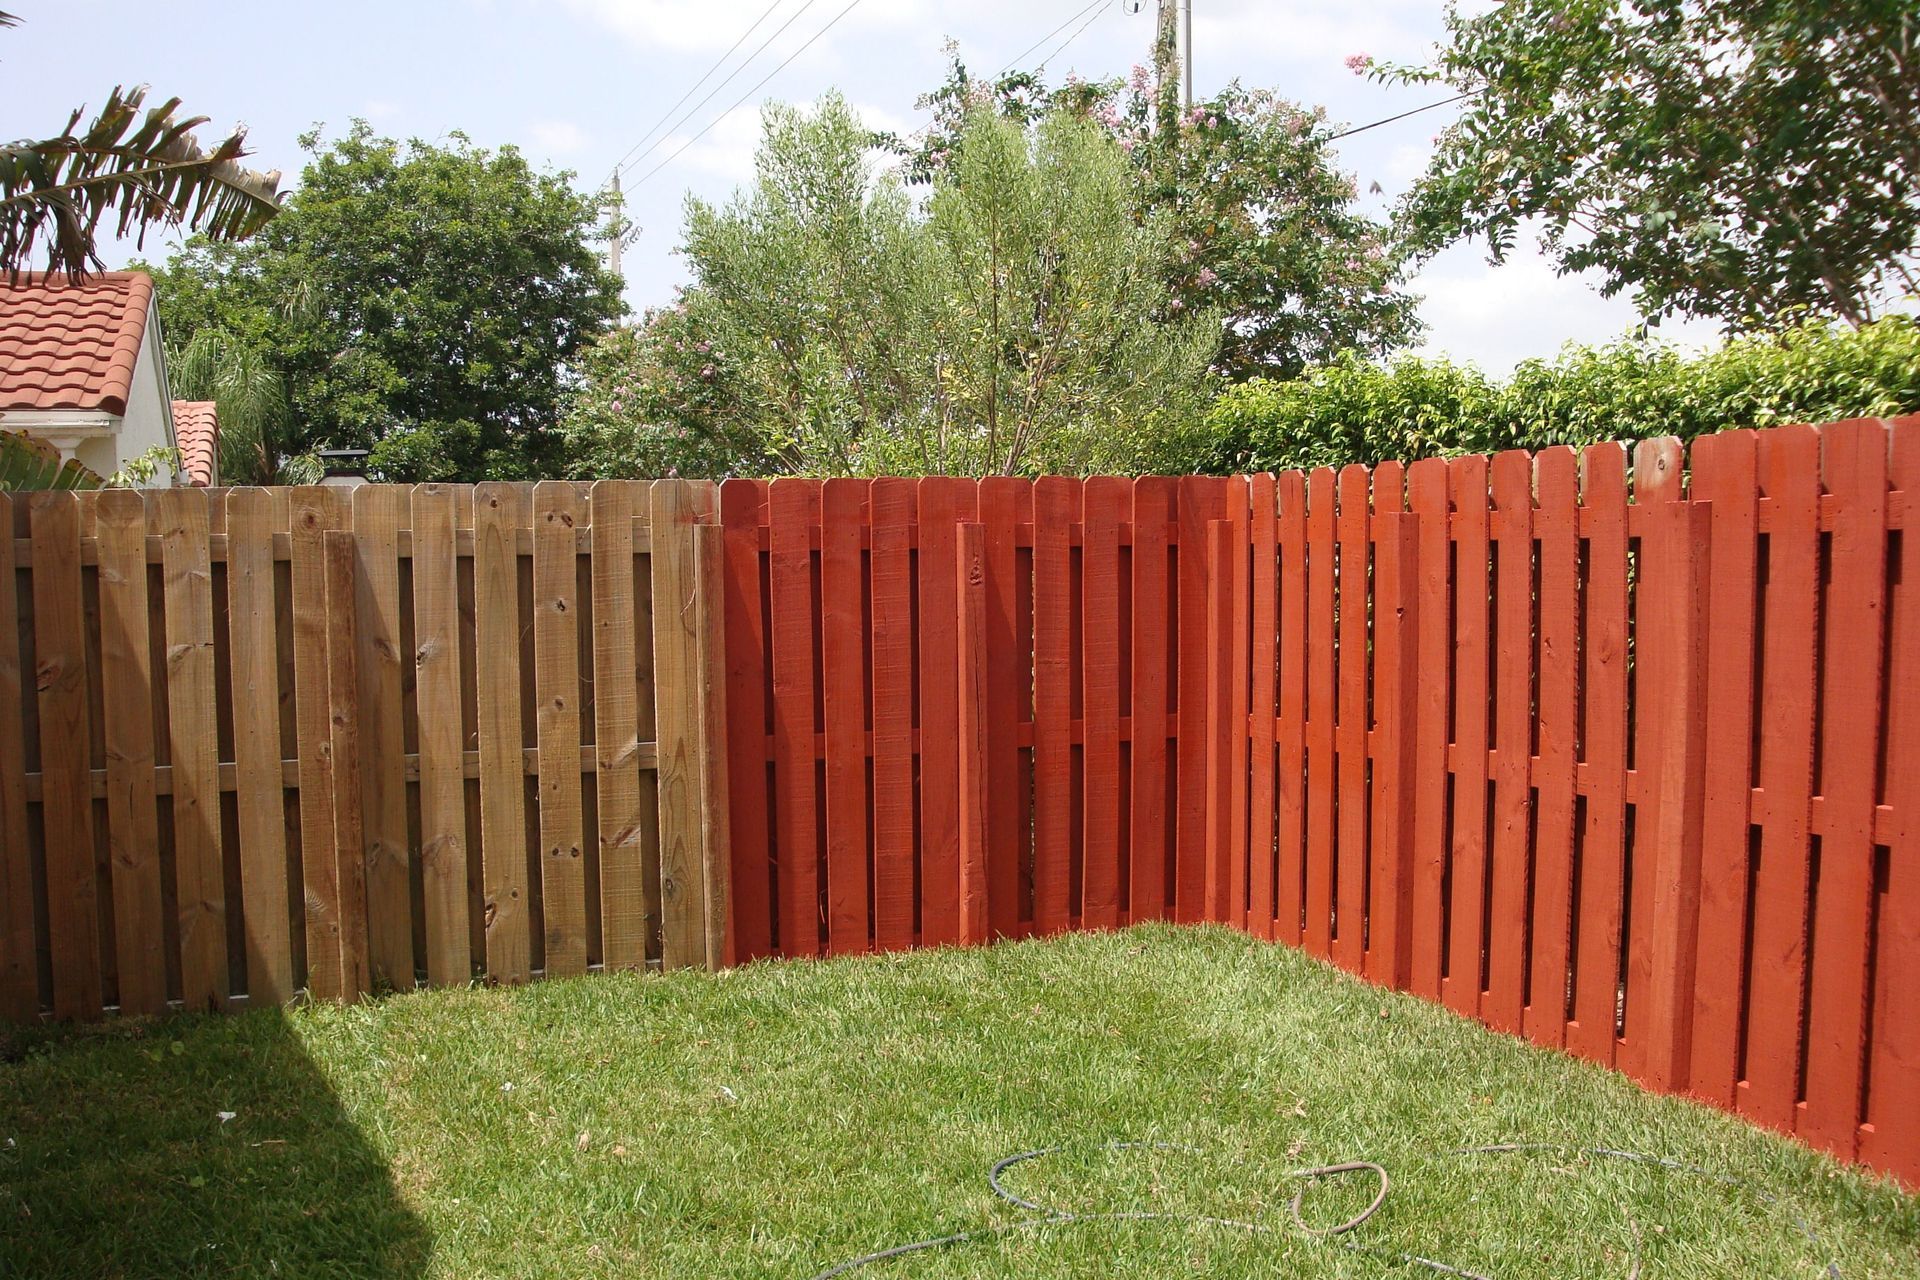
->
<box><xmin>0</xmin><ymin>271</ymin><xmax>217</xmax><ymax>486</ymax></box>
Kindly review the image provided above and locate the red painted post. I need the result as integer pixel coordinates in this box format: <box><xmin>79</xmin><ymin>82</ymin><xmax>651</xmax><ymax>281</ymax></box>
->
<box><xmin>956</xmin><ymin>522</ymin><xmax>991</xmax><ymax>946</ymax></box>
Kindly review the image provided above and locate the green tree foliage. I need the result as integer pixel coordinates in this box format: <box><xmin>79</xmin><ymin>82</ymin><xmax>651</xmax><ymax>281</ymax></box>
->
<box><xmin>887</xmin><ymin>55</ymin><xmax>1422</xmax><ymax>381</ymax></box>
<box><xmin>1208</xmin><ymin>315</ymin><xmax>1920</xmax><ymax>474</ymax></box>
<box><xmin>166</xmin><ymin>327</ymin><xmax>320</xmax><ymax>485</ymax></box>
<box><xmin>1381</xmin><ymin>1</ymin><xmax>1920</xmax><ymax>329</ymax></box>
<box><xmin>566</xmin><ymin>95</ymin><xmax>1217</xmax><ymax>478</ymax></box>
<box><xmin>150</xmin><ymin>124</ymin><xmax>624</xmax><ymax>481</ymax></box>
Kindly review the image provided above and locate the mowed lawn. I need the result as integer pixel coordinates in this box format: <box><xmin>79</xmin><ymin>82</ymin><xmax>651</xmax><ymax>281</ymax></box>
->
<box><xmin>1</xmin><ymin>925</ymin><xmax>1913</xmax><ymax>1278</ymax></box>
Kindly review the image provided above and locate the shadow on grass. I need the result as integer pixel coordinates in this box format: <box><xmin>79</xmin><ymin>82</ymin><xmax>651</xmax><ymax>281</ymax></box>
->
<box><xmin>0</xmin><ymin>1006</ymin><xmax>429</xmax><ymax>1276</ymax></box>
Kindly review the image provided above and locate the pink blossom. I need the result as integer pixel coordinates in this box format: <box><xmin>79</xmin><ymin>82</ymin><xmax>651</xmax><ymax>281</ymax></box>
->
<box><xmin>1206</xmin><ymin>115</ymin><xmax>1218</xmax><ymax>129</ymax></box>
<box><xmin>610</xmin><ymin>399</ymin><xmax>622</xmax><ymax>412</ymax></box>
<box><xmin>1195</xmin><ymin>267</ymin><xmax>1219</xmax><ymax>288</ymax></box>
<box><xmin>701</xmin><ymin>364</ymin><xmax>716</xmax><ymax>379</ymax></box>
<box><xmin>1344</xmin><ymin>53</ymin><xmax>1369</xmax><ymax>75</ymax></box>
<box><xmin>1169</xmin><ymin>298</ymin><xmax>1185</xmax><ymax>312</ymax></box>
<box><xmin>1119</xmin><ymin>137</ymin><xmax>1137</xmax><ymax>152</ymax></box>
<box><xmin>1129</xmin><ymin>63</ymin><xmax>1152</xmax><ymax>93</ymax></box>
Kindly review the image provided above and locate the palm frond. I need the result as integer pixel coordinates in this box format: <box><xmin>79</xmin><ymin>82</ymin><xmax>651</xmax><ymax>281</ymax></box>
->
<box><xmin>0</xmin><ymin>428</ymin><xmax>102</xmax><ymax>490</ymax></box>
<box><xmin>1</xmin><ymin>84</ymin><xmax>283</xmax><ymax>281</ymax></box>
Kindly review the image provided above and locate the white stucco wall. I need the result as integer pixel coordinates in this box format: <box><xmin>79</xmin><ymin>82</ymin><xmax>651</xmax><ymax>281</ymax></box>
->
<box><xmin>117</xmin><ymin>298</ymin><xmax>180</xmax><ymax>487</ymax></box>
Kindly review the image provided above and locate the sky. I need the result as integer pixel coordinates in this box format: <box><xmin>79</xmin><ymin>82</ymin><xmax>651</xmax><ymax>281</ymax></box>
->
<box><xmin>2</xmin><ymin>0</ymin><xmax>1728</xmax><ymax>373</ymax></box>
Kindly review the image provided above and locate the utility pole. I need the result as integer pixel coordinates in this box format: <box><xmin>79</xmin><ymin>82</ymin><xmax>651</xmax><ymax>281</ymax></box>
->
<box><xmin>1179</xmin><ymin>0</ymin><xmax>1192</xmax><ymax>108</ymax></box>
<box><xmin>606</xmin><ymin>171</ymin><xmax>625</xmax><ymax>282</ymax></box>
<box><xmin>1154</xmin><ymin>0</ymin><xmax>1191</xmax><ymax>108</ymax></box>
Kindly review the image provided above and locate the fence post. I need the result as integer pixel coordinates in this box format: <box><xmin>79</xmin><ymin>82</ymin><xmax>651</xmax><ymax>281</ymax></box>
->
<box><xmin>323</xmin><ymin>528</ymin><xmax>371</xmax><ymax>1002</ymax></box>
<box><xmin>1637</xmin><ymin>499</ymin><xmax>1712</xmax><ymax>1090</ymax></box>
<box><xmin>694</xmin><ymin>521</ymin><xmax>733</xmax><ymax>970</ymax></box>
<box><xmin>956</xmin><ymin>522</ymin><xmax>990</xmax><ymax>945</ymax></box>
<box><xmin>1204</xmin><ymin>519</ymin><xmax>1235</xmax><ymax>925</ymax></box>
<box><xmin>1366</xmin><ymin>513</ymin><xmax>1421</xmax><ymax>990</ymax></box>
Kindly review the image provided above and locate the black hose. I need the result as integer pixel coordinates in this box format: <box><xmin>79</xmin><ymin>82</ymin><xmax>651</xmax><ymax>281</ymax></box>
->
<box><xmin>804</xmin><ymin>1139</ymin><xmax>1848</xmax><ymax>1279</ymax></box>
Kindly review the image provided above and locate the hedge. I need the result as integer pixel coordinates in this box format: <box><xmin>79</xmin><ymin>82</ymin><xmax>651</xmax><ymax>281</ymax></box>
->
<box><xmin>1204</xmin><ymin>315</ymin><xmax>1920</xmax><ymax>474</ymax></box>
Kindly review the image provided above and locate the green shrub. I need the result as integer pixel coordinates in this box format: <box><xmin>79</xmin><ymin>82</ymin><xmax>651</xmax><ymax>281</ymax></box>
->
<box><xmin>1206</xmin><ymin>315</ymin><xmax>1920</xmax><ymax>473</ymax></box>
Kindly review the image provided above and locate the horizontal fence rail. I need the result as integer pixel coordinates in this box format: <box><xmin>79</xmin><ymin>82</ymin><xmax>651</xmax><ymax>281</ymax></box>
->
<box><xmin>0</xmin><ymin>480</ymin><xmax>730</xmax><ymax>1025</ymax></box>
<box><xmin>716</xmin><ymin>419</ymin><xmax>1918</xmax><ymax>1188</ymax></box>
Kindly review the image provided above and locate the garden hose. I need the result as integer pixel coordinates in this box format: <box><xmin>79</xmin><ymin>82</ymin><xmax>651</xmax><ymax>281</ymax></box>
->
<box><xmin>804</xmin><ymin>1140</ymin><xmax>1846</xmax><ymax>1279</ymax></box>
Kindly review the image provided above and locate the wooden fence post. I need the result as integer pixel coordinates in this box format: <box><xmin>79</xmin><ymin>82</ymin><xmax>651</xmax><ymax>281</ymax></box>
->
<box><xmin>323</xmin><ymin>528</ymin><xmax>371</xmax><ymax>1001</ymax></box>
<box><xmin>1636</xmin><ymin>499</ymin><xmax>1711</xmax><ymax>1090</ymax></box>
<box><xmin>1366</xmin><ymin>512</ymin><xmax>1420</xmax><ymax>990</ymax></box>
<box><xmin>694</xmin><ymin>521</ymin><xmax>733</xmax><ymax>969</ymax></box>
<box><xmin>1204</xmin><ymin>519</ymin><xmax>1235</xmax><ymax>924</ymax></box>
<box><xmin>956</xmin><ymin>522</ymin><xmax>990</xmax><ymax>946</ymax></box>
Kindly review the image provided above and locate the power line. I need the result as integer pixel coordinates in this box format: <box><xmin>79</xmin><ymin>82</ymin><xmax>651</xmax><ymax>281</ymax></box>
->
<box><xmin>1036</xmin><ymin>0</ymin><xmax>1111</xmax><ymax>72</ymax></box>
<box><xmin>1328</xmin><ymin>92</ymin><xmax>1475</xmax><ymax>141</ymax></box>
<box><xmin>998</xmin><ymin>0</ymin><xmax>1108</xmax><ymax>77</ymax></box>
<box><xmin>617</xmin><ymin>0</ymin><xmax>829</xmax><ymax>181</ymax></box>
<box><xmin>606</xmin><ymin>0</ymin><xmax>788</xmax><ymax>181</ymax></box>
<box><xmin>627</xmin><ymin>0</ymin><xmax>867</xmax><ymax>191</ymax></box>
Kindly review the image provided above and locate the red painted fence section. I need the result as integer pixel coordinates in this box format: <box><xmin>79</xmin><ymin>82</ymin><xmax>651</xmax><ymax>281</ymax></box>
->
<box><xmin>718</xmin><ymin>418</ymin><xmax>1920</xmax><ymax>1187</ymax></box>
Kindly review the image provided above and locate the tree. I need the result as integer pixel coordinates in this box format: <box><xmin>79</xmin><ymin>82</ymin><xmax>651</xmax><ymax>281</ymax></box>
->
<box><xmin>0</xmin><ymin>11</ymin><xmax>281</xmax><ymax>281</ymax></box>
<box><xmin>166</xmin><ymin>327</ymin><xmax>318</xmax><ymax>485</ymax></box>
<box><xmin>152</xmin><ymin>124</ymin><xmax>624</xmax><ymax>481</ymax></box>
<box><xmin>613</xmin><ymin>94</ymin><xmax>1217</xmax><ymax>477</ymax></box>
<box><xmin>1379</xmin><ymin>1</ymin><xmax>1920</xmax><ymax>330</ymax></box>
<box><xmin>886</xmin><ymin>54</ymin><xmax>1422</xmax><ymax>381</ymax></box>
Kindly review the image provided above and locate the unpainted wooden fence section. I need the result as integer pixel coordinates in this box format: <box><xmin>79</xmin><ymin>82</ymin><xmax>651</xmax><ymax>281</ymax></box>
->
<box><xmin>714</xmin><ymin>418</ymin><xmax>1918</xmax><ymax>1188</ymax></box>
<box><xmin>0</xmin><ymin>480</ymin><xmax>729</xmax><ymax>1022</ymax></box>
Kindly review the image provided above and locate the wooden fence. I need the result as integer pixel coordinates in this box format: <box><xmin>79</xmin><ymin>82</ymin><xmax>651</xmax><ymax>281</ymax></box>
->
<box><xmin>0</xmin><ymin>480</ymin><xmax>730</xmax><ymax>1024</ymax></box>
<box><xmin>716</xmin><ymin>418</ymin><xmax>1918</xmax><ymax>1187</ymax></box>
<box><xmin>3</xmin><ymin>418</ymin><xmax>1913</xmax><ymax>1188</ymax></box>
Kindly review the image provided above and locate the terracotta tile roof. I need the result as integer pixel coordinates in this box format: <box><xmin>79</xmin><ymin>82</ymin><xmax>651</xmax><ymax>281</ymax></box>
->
<box><xmin>0</xmin><ymin>271</ymin><xmax>153</xmax><ymax>415</ymax></box>
<box><xmin>171</xmin><ymin>400</ymin><xmax>218</xmax><ymax>487</ymax></box>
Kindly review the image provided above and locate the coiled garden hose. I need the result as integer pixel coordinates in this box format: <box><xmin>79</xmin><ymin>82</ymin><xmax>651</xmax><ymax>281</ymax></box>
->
<box><xmin>804</xmin><ymin>1139</ymin><xmax>1847</xmax><ymax>1279</ymax></box>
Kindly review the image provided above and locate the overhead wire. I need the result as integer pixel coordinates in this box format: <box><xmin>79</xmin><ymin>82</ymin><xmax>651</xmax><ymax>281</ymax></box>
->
<box><xmin>617</xmin><ymin>0</ymin><xmax>831</xmax><ymax>182</ymax></box>
<box><xmin>605</xmin><ymin>0</ymin><xmax>789</xmax><ymax>182</ymax></box>
<box><xmin>1034</xmin><ymin>0</ymin><xmax>1112</xmax><ymax>72</ymax></box>
<box><xmin>625</xmin><ymin>0</ymin><xmax>866</xmax><ymax>191</ymax></box>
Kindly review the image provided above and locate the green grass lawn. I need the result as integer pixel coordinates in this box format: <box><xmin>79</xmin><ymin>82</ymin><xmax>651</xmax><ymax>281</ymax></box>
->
<box><xmin>1</xmin><ymin>924</ymin><xmax>1913</xmax><ymax>1277</ymax></box>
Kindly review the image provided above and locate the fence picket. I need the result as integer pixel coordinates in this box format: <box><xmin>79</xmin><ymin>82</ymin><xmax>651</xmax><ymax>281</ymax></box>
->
<box><xmin>916</xmin><ymin>479</ymin><xmax>974</xmax><ymax>948</ymax></box>
<box><xmin>1083</xmin><ymin>477</ymin><xmax>1126</xmax><ymax>930</ymax></box>
<box><xmin>1802</xmin><ymin>420</ymin><xmax>1888</xmax><ymax>1157</ymax></box>
<box><xmin>155</xmin><ymin>489</ymin><xmax>225</xmax><ymax>1013</ymax></box>
<box><xmin>589</xmin><ymin>480</ymin><xmax>649</xmax><ymax>970</ymax></box>
<box><xmin>820</xmin><ymin>479</ymin><xmax>869</xmax><ymax>955</ymax></box>
<box><xmin>534</xmin><ymin>481</ymin><xmax>588</xmax><ymax>977</ymax></box>
<box><xmin>1247</xmin><ymin>474</ymin><xmax>1278</xmax><ymax>941</ymax></box>
<box><xmin>1526</xmin><ymin>448</ymin><xmax>1579</xmax><ymax>1048</ymax></box>
<box><xmin>1033</xmin><ymin>477</ymin><xmax>1075</xmax><ymax>935</ymax></box>
<box><xmin>411</xmin><ymin>485</ymin><xmax>469</xmax><ymax>986</ymax></box>
<box><xmin>870</xmin><ymin>479</ymin><xmax>916</xmax><ymax>952</ymax></box>
<box><xmin>1866</xmin><ymin>416</ymin><xmax>1920</xmax><ymax>1183</ymax></box>
<box><xmin>227</xmin><ymin>489</ymin><xmax>293</xmax><ymax>1006</ymax></box>
<box><xmin>1745</xmin><ymin>424</ymin><xmax>1820</xmax><ymax>1130</ymax></box>
<box><xmin>768</xmin><ymin>479</ymin><xmax>822</xmax><ymax>956</ymax></box>
<box><xmin>352</xmin><ymin>486</ymin><xmax>412</xmax><ymax>990</ymax></box>
<box><xmin>1129</xmin><ymin>477</ymin><xmax>1174</xmax><ymax>924</ymax></box>
<box><xmin>1275</xmin><ymin>471</ymin><xmax>1308</xmax><ymax>948</ymax></box>
<box><xmin>95</xmin><ymin>491</ymin><xmax>165</xmax><ymax>1016</ymax></box>
<box><xmin>720</xmin><ymin>479</ymin><xmax>772</xmax><ymax>961</ymax></box>
<box><xmin>1570</xmin><ymin>444</ymin><xmax>1629</xmax><ymax>1065</ymax></box>
<box><xmin>1486</xmin><ymin>451</ymin><xmax>1534</xmax><ymax>1034</ymax></box>
<box><xmin>290</xmin><ymin>489</ymin><xmax>348</xmax><ymax>999</ymax></box>
<box><xmin>979</xmin><ymin>479</ymin><xmax>1028</xmax><ymax>938</ymax></box>
<box><xmin>32</xmin><ymin>493</ymin><xmax>102</xmax><ymax>1019</ymax></box>
<box><xmin>1333</xmin><ymin>465</ymin><xmax>1370</xmax><ymax>970</ymax></box>
<box><xmin>1686</xmin><ymin>430</ymin><xmax>1759</xmax><ymax>1104</ymax></box>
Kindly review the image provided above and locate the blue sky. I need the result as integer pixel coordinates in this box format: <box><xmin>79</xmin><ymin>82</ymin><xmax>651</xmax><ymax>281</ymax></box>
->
<box><xmin>3</xmin><ymin>0</ymin><xmax>1724</xmax><ymax>371</ymax></box>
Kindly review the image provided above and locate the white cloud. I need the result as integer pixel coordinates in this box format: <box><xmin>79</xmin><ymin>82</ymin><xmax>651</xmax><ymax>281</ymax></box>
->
<box><xmin>1411</xmin><ymin>242</ymin><xmax>1723</xmax><ymax>373</ymax></box>
<box><xmin>528</xmin><ymin>119</ymin><xmax>590</xmax><ymax>154</ymax></box>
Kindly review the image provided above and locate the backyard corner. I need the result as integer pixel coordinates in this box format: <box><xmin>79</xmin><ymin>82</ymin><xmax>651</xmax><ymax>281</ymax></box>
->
<box><xmin>3</xmin><ymin>925</ymin><xmax>1915</xmax><ymax>1279</ymax></box>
